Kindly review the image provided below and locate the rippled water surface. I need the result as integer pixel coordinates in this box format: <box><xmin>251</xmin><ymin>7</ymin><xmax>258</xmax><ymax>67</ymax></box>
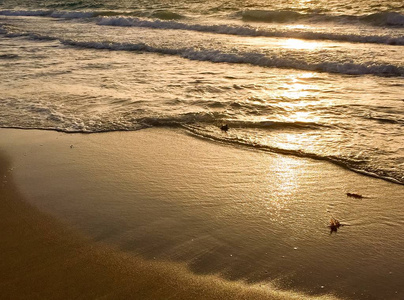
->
<box><xmin>1</xmin><ymin>1</ymin><xmax>404</xmax><ymax>299</ymax></box>
<box><xmin>0</xmin><ymin>1</ymin><xmax>403</xmax><ymax>182</ymax></box>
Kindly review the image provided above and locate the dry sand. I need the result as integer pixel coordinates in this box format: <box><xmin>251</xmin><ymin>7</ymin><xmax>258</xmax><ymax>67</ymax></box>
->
<box><xmin>0</xmin><ymin>128</ymin><xmax>403</xmax><ymax>299</ymax></box>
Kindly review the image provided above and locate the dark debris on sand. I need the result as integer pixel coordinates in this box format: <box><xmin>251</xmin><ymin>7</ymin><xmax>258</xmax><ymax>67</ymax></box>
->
<box><xmin>328</xmin><ymin>216</ymin><xmax>343</xmax><ymax>233</ymax></box>
<box><xmin>346</xmin><ymin>192</ymin><xmax>364</xmax><ymax>199</ymax></box>
<box><xmin>220</xmin><ymin>124</ymin><xmax>229</xmax><ymax>132</ymax></box>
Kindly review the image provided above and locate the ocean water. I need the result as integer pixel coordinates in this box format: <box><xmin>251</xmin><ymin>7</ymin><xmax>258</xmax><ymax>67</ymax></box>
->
<box><xmin>0</xmin><ymin>0</ymin><xmax>403</xmax><ymax>184</ymax></box>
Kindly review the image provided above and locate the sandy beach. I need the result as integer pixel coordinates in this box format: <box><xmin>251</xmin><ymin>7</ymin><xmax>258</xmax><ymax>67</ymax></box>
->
<box><xmin>0</xmin><ymin>128</ymin><xmax>403</xmax><ymax>299</ymax></box>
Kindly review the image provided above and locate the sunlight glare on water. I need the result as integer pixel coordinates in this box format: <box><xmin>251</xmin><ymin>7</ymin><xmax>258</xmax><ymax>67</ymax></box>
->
<box><xmin>283</xmin><ymin>38</ymin><xmax>321</xmax><ymax>50</ymax></box>
<box><xmin>276</xmin><ymin>73</ymin><xmax>320</xmax><ymax>100</ymax></box>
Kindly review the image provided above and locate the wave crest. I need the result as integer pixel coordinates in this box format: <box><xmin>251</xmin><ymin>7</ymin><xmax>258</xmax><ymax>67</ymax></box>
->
<box><xmin>97</xmin><ymin>17</ymin><xmax>404</xmax><ymax>45</ymax></box>
<box><xmin>0</xmin><ymin>9</ymin><xmax>185</xmax><ymax>20</ymax></box>
<box><xmin>241</xmin><ymin>9</ymin><xmax>404</xmax><ymax>27</ymax></box>
<box><xmin>96</xmin><ymin>16</ymin><xmax>404</xmax><ymax>45</ymax></box>
<box><xmin>1</xmin><ymin>10</ymin><xmax>403</xmax><ymax>44</ymax></box>
<box><xmin>242</xmin><ymin>10</ymin><xmax>303</xmax><ymax>23</ymax></box>
<box><xmin>150</xmin><ymin>10</ymin><xmax>184</xmax><ymax>20</ymax></box>
<box><xmin>0</xmin><ymin>9</ymin><xmax>96</xmax><ymax>19</ymax></box>
<box><xmin>361</xmin><ymin>12</ymin><xmax>404</xmax><ymax>27</ymax></box>
<box><xmin>0</xmin><ymin>25</ymin><xmax>402</xmax><ymax>77</ymax></box>
<box><xmin>59</xmin><ymin>39</ymin><xmax>404</xmax><ymax>77</ymax></box>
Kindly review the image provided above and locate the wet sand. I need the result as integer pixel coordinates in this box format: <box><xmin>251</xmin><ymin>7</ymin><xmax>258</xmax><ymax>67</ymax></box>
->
<box><xmin>0</xmin><ymin>128</ymin><xmax>403</xmax><ymax>299</ymax></box>
<box><xmin>0</xmin><ymin>146</ymin><xmax>330</xmax><ymax>300</ymax></box>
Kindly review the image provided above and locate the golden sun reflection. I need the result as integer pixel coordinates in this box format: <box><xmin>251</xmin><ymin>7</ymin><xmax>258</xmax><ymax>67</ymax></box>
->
<box><xmin>290</xmin><ymin>110</ymin><xmax>312</xmax><ymax>122</ymax></box>
<box><xmin>261</xmin><ymin>156</ymin><xmax>305</xmax><ymax>221</ymax></box>
<box><xmin>285</xmin><ymin>24</ymin><xmax>309</xmax><ymax>30</ymax></box>
<box><xmin>283</xmin><ymin>38</ymin><xmax>320</xmax><ymax>50</ymax></box>
<box><xmin>272</xmin><ymin>156</ymin><xmax>301</xmax><ymax>195</ymax></box>
<box><xmin>271</xmin><ymin>72</ymin><xmax>319</xmax><ymax>100</ymax></box>
<box><xmin>286</xmin><ymin>83</ymin><xmax>311</xmax><ymax>99</ymax></box>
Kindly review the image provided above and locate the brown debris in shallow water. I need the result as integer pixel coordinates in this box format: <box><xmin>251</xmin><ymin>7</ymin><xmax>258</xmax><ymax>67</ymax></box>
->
<box><xmin>346</xmin><ymin>192</ymin><xmax>363</xmax><ymax>199</ymax></box>
<box><xmin>329</xmin><ymin>216</ymin><xmax>343</xmax><ymax>233</ymax></box>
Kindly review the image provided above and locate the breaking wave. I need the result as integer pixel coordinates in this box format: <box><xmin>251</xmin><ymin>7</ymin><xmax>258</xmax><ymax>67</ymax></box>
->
<box><xmin>57</xmin><ymin>40</ymin><xmax>404</xmax><ymax>77</ymax></box>
<box><xmin>2</xmin><ymin>8</ymin><xmax>403</xmax><ymax>27</ymax></box>
<box><xmin>241</xmin><ymin>10</ymin><xmax>404</xmax><ymax>27</ymax></box>
<box><xmin>242</xmin><ymin>10</ymin><xmax>303</xmax><ymax>23</ymax></box>
<box><xmin>97</xmin><ymin>17</ymin><xmax>404</xmax><ymax>45</ymax></box>
<box><xmin>0</xmin><ymin>26</ymin><xmax>402</xmax><ymax>77</ymax></box>
<box><xmin>150</xmin><ymin>10</ymin><xmax>184</xmax><ymax>20</ymax></box>
<box><xmin>1</xmin><ymin>9</ymin><xmax>403</xmax><ymax>45</ymax></box>
<box><xmin>0</xmin><ymin>9</ymin><xmax>186</xmax><ymax>20</ymax></box>
<box><xmin>361</xmin><ymin>12</ymin><xmax>404</xmax><ymax>27</ymax></box>
<box><xmin>0</xmin><ymin>9</ymin><xmax>95</xmax><ymax>19</ymax></box>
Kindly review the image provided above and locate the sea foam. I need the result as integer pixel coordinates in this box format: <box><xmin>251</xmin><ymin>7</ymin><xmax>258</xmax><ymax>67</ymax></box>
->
<box><xmin>97</xmin><ymin>17</ymin><xmax>404</xmax><ymax>45</ymax></box>
<box><xmin>0</xmin><ymin>23</ymin><xmax>402</xmax><ymax>77</ymax></box>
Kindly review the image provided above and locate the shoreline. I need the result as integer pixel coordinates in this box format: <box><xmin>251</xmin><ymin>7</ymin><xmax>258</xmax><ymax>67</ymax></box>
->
<box><xmin>1</xmin><ymin>128</ymin><xmax>403</xmax><ymax>299</ymax></box>
<box><xmin>184</xmin><ymin>128</ymin><xmax>404</xmax><ymax>187</ymax></box>
<box><xmin>2</xmin><ymin>125</ymin><xmax>403</xmax><ymax>187</ymax></box>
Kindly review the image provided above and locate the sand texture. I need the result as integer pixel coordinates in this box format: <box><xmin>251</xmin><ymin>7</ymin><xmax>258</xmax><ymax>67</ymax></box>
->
<box><xmin>1</xmin><ymin>128</ymin><xmax>403</xmax><ymax>299</ymax></box>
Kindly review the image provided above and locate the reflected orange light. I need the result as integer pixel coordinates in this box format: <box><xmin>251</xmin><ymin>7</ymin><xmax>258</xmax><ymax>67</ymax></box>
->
<box><xmin>283</xmin><ymin>38</ymin><xmax>320</xmax><ymax>50</ymax></box>
<box><xmin>273</xmin><ymin>73</ymin><xmax>319</xmax><ymax>100</ymax></box>
<box><xmin>285</xmin><ymin>24</ymin><xmax>309</xmax><ymax>30</ymax></box>
<box><xmin>260</xmin><ymin>156</ymin><xmax>304</xmax><ymax>221</ymax></box>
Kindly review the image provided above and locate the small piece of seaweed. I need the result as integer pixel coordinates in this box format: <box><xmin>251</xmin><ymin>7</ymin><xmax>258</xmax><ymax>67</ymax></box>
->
<box><xmin>346</xmin><ymin>192</ymin><xmax>363</xmax><ymax>199</ymax></box>
<box><xmin>329</xmin><ymin>216</ymin><xmax>342</xmax><ymax>233</ymax></box>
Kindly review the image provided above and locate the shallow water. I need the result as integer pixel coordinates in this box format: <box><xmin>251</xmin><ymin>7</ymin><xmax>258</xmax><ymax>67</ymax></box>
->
<box><xmin>1</xmin><ymin>11</ymin><xmax>403</xmax><ymax>183</ymax></box>
<box><xmin>0</xmin><ymin>1</ymin><xmax>403</xmax><ymax>297</ymax></box>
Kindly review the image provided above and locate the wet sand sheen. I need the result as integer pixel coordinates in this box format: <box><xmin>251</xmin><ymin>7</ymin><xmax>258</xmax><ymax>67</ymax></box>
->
<box><xmin>0</xmin><ymin>150</ymin><xmax>335</xmax><ymax>299</ymax></box>
<box><xmin>0</xmin><ymin>128</ymin><xmax>403</xmax><ymax>299</ymax></box>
